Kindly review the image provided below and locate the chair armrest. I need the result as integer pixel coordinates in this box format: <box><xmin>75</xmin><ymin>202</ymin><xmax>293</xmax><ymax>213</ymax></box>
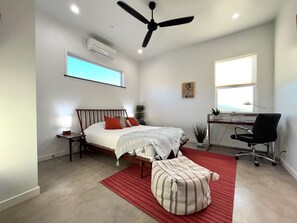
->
<box><xmin>234</xmin><ymin>126</ymin><xmax>253</xmax><ymax>139</ymax></box>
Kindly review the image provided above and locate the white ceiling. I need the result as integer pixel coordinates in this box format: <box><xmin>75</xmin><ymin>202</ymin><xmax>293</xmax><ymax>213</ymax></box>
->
<box><xmin>36</xmin><ymin>0</ymin><xmax>285</xmax><ymax>61</ymax></box>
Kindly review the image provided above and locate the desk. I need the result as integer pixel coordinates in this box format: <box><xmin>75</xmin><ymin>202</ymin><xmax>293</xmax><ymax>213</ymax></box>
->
<box><xmin>207</xmin><ymin>113</ymin><xmax>257</xmax><ymax>150</ymax></box>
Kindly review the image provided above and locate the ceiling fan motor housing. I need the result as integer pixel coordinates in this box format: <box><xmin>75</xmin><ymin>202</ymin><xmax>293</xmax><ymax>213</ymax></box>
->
<box><xmin>148</xmin><ymin>19</ymin><xmax>158</xmax><ymax>31</ymax></box>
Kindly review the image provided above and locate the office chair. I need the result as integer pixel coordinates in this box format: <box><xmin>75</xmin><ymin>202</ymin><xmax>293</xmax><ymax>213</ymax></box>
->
<box><xmin>230</xmin><ymin>113</ymin><xmax>281</xmax><ymax>166</ymax></box>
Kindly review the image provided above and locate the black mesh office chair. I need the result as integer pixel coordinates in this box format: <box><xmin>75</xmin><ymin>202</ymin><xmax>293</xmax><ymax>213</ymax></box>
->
<box><xmin>230</xmin><ymin>113</ymin><xmax>281</xmax><ymax>166</ymax></box>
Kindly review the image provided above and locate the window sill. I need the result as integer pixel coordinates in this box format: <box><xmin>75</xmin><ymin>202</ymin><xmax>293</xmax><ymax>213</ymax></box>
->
<box><xmin>64</xmin><ymin>74</ymin><xmax>126</xmax><ymax>89</ymax></box>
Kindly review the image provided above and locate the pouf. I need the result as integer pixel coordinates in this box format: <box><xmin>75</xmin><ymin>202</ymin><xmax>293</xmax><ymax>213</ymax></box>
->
<box><xmin>151</xmin><ymin>156</ymin><xmax>219</xmax><ymax>215</ymax></box>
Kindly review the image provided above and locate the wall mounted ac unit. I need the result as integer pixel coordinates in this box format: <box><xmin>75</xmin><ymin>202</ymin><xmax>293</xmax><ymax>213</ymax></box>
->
<box><xmin>87</xmin><ymin>38</ymin><xmax>117</xmax><ymax>60</ymax></box>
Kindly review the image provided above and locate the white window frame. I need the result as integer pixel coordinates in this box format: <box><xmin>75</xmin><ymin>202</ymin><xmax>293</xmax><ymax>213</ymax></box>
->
<box><xmin>65</xmin><ymin>52</ymin><xmax>125</xmax><ymax>88</ymax></box>
<box><xmin>214</xmin><ymin>54</ymin><xmax>257</xmax><ymax>113</ymax></box>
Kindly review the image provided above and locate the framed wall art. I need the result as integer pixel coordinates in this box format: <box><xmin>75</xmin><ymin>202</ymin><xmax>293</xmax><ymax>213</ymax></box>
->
<box><xmin>182</xmin><ymin>82</ymin><xmax>195</xmax><ymax>98</ymax></box>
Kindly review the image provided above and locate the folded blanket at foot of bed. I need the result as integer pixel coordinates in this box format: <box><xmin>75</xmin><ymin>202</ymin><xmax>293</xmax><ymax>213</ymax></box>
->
<box><xmin>116</xmin><ymin>127</ymin><xmax>184</xmax><ymax>161</ymax></box>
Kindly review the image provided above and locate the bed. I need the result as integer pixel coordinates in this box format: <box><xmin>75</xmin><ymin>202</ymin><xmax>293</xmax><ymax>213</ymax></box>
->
<box><xmin>76</xmin><ymin>108</ymin><xmax>189</xmax><ymax>178</ymax></box>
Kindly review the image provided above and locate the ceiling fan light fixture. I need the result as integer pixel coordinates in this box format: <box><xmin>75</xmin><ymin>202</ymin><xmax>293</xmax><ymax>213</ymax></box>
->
<box><xmin>232</xmin><ymin>13</ymin><xmax>239</xmax><ymax>20</ymax></box>
<box><xmin>138</xmin><ymin>49</ymin><xmax>143</xmax><ymax>54</ymax></box>
<box><xmin>70</xmin><ymin>4</ymin><xmax>80</xmax><ymax>14</ymax></box>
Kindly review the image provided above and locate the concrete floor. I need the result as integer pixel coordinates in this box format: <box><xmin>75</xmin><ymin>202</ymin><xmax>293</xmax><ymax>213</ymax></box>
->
<box><xmin>0</xmin><ymin>144</ymin><xmax>297</xmax><ymax>223</ymax></box>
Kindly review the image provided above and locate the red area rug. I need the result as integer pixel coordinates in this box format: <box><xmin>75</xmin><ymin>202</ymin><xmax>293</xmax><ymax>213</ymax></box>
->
<box><xmin>101</xmin><ymin>148</ymin><xmax>237</xmax><ymax>223</ymax></box>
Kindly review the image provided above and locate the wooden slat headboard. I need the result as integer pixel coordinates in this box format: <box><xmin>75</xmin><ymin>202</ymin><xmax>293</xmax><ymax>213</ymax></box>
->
<box><xmin>76</xmin><ymin>109</ymin><xmax>128</xmax><ymax>134</ymax></box>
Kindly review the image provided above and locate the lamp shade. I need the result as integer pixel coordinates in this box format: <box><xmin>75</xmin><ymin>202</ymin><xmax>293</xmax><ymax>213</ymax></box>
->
<box><xmin>59</xmin><ymin>115</ymin><xmax>72</xmax><ymax>135</ymax></box>
<box><xmin>243</xmin><ymin>102</ymin><xmax>265</xmax><ymax>110</ymax></box>
<box><xmin>62</xmin><ymin>115</ymin><xmax>72</xmax><ymax>128</ymax></box>
<box><xmin>243</xmin><ymin>101</ymin><xmax>252</xmax><ymax>105</ymax></box>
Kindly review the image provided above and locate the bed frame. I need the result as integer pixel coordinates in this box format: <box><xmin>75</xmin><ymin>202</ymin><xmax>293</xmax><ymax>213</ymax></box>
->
<box><xmin>76</xmin><ymin>108</ymin><xmax>189</xmax><ymax>178</ymax></box>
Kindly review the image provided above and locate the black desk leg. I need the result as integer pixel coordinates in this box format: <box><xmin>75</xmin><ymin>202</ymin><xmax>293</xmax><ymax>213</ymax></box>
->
<box><xmin>79</xmin><ymin>138</ymin><xmax>82</xmax><ymax>159</ymax></box>
<box><xmin>69</xmin><ymin>139</ymin><xmax>72</xmax><ymax>162</ymax></box>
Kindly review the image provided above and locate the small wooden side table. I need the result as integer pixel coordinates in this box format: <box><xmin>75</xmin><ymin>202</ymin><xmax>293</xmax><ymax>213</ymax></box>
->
<box><xmin>56</xmin><ymin>132</ymin><xmax>83</xmax><ymax>162</ymax></box>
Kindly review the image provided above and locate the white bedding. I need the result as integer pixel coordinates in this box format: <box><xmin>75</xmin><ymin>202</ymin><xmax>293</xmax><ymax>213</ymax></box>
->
<box><xmin>84</xmin><ymin>122</ymin><xmax>161</xmax><ymax>159</ymax></box>
<box><xmin>116</xmin><ymin>127</ymin><xmax>184</xmax><ymax>160</ymax></box>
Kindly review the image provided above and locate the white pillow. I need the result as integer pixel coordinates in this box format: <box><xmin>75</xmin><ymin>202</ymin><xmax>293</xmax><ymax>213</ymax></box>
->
<box><xmin>84</xmin><ymin>122</ymin><xmax>105</xmax><ymax>135</ymax></box>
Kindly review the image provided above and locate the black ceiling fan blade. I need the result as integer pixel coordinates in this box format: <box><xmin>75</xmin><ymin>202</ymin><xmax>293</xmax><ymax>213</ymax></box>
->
<box><xmin>117</xmin><ymin>1</ymin><xmax>149</xmax><ymax>24</ymax></box>
<box><xmin>142</xmin><ymin>31</ymin><xmax>153</xmax><ymax>48</ymax></box>
<box><xmin>158</xmin><ymin>16</ymin><xmax>194</xmax><ymax>27</ymax></box>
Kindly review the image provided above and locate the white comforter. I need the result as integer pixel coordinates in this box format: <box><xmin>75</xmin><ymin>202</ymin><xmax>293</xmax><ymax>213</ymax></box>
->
<box><xmin>84</xmin><ymin>122</ymin><xmax>161</xmax><ymax>159</ymax></box>
<box><xmin>84</xmin><ymin>122</ymin><xmax>185</xmax><ymax>161</ymax></box>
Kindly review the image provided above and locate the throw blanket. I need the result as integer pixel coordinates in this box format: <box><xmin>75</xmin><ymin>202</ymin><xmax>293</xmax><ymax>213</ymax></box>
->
<box><xmin>115</xmin><ymin>127</ymin><xmax>184</xmax><ymax>161</ymax></box>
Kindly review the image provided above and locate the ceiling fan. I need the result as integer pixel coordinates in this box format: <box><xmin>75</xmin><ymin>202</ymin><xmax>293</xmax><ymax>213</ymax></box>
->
<box><xmin>117</xmin><ymin>1</ymin><xmax>194</xmax><ymax>48</ymax></box>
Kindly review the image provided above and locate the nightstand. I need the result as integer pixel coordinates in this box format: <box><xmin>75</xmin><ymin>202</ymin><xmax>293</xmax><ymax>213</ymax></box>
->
<box><xmin>56</xmin><ymin>132</ymin><xmax>83</xmax><ymax>162</ymax></box>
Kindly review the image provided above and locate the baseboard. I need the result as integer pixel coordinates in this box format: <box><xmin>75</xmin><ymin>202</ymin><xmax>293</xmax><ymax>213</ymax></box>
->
<box><xmin>187</xmin><ymin>138</ymin><xmax>196</xmax><ymax>144</ymax></box>
<box><xmin>280</xmin><ymin>157</ymin><xmax>297</xmax><ymax>181</ymax></box>
<box><xmin>38</xmin><ymin>148</ymin><xmax>79</xmax><ymax>162</ymax></box>
<box><xmin>0</xmin><ymin>186</ymin><xmax>40</xmax><ymax>212</ymax></box>
<box><xmin>38</xmin><ymin>150</ymin><xmax>68</xmax><ymax>162</ymax></box>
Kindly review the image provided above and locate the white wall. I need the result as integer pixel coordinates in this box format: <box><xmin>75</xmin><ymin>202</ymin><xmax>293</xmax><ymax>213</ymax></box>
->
<box><xmin>140</xmin><ymin>23</ymin><xmax>275</xmax><ymax>148</ymax></box>
<box><xmin>36</xmin><ymin>11</ymin><xmax>140</xmax><ymax>161</ymax></box>
<box><xmin>274</xmin><ymin>0</ymin><xmax>297</xmax><ymax>179</ymax></box>
<box><xmin>0</xmin><ymin>0</ymin><xmax>39</xmax><ymax>211</ymax></box>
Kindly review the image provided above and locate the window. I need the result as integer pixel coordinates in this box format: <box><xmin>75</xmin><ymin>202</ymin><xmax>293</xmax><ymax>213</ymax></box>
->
<box><xmin>215</xmin><ymin>54</ymin><xmax>257</xmax><ymax>112</ymax></box>
<box><xmin>66</xmin><ymin>54</ymin><xmax>124</xmax><ymax>87</ymax></box>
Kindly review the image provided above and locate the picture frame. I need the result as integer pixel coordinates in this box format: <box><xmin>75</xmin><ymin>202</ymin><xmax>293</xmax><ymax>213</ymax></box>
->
<box><xmin>182</xmin><ymin>82</ymin><xmax>195</xmax><ymax>98</ymax></box>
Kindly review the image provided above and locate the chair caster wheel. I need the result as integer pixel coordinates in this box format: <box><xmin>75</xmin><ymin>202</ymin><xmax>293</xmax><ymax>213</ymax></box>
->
<box><xmin>255</xmin><ymin>162</ymin><xmax>259</xmax><ymax>167</ymax></box>
<box><xmin>272</xmin><ymin>162</ymin><xmax>276</xmax><ymax>166</ymax></box>
<box><xmin>235</xmin><ymin>156</ymin><xmax>239</xmax><ymax>160</ymax></box>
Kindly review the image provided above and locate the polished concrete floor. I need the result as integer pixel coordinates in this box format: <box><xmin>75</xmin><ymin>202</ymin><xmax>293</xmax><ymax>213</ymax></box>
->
<box><xmin>0</xmin><ymin>144</ymin><xmax>297</xmax><ymax>223</ymax></box>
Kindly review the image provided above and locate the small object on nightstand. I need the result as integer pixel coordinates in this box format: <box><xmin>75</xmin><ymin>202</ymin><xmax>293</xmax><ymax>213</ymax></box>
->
<box><xmin>56</xmin><ymin>132</ymin><xmax>83</xmax><ymax>162</ymax></box>
<box><xmin>62</xmin><ymin>130</ymin><xmax>72</xmax><ymax>135</ymax></box>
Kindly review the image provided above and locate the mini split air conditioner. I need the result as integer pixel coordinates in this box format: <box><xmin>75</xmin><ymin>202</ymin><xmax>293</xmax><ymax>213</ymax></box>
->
<box><xmin>87</xmin><ymin>38</ymin><xmax>117</xmax><ymax>60</ymax></box>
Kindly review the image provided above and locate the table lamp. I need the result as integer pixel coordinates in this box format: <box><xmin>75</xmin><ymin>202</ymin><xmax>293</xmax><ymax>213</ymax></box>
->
<box><xmin>243</xmin><ymin>101</ymin><xmax>266</xmax><ymax>110</ymax></box>
<box><xmin>62</xmin><ymin>115</ymin><xmax>72</xmax><ymax>135</ymax></box>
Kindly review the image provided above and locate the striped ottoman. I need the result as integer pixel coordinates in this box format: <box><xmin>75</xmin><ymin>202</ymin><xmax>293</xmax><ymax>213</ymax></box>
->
<box><xmin>151</xmin><ymin>156</ymin><xmax>219</xmax><ymax>215</ymax></box>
